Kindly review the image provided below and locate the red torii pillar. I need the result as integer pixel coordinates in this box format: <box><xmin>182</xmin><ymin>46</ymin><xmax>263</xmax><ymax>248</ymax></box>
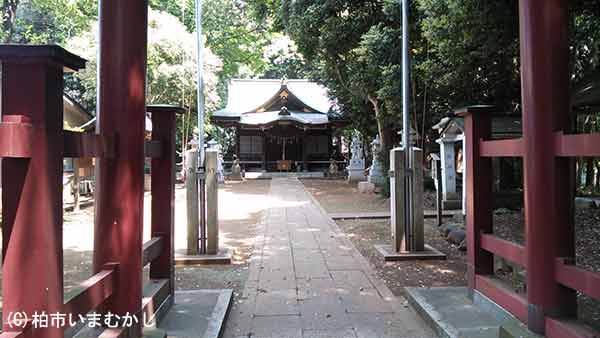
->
<box><xmin>93</xmin><ymin>0</ymin><xmax>148</xmax><ymax>334</ymax></box>
<box><xmin>519</xmin><ymin>0</ymin><xmax>576</xmax><ymax>333</ymax></box>
<box><xmin>0</xmin><ymin>46</ymin><xmax>85</xmax><ymax>337</ymax></box>
<box><xmin>148</xmin><ymin>104</ymin><xmax>184</xmax><ymax>301</ymax></box>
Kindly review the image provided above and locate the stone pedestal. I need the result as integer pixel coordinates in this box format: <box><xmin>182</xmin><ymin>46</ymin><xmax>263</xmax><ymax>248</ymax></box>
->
<box><xmin>186</xmin><ymin>149</ymin><xmax>200</xmax><ymax>255</ymax></box>
<box><xmin>358</xmin><ymin>181</ymin><xmax>376</xmax><ymax>194</ymax></box>
<box><xmin>383</xmin><ymin>147</ymin><xmax>445</xmax><ymax>261</ymax></box>
<box><xmin>206</xmin><ymin>150</ymin><xmax>219</xmax><ymax>255</ymax></box>
<box><xmin>347</xmin><ymin>132</ymin><xmax>366</xmax><ymax>182</ymax></box>
<box><xmin>367</xmin><ymin>135</ymin><xmax>385</xmax><ymax>186</ymax></box>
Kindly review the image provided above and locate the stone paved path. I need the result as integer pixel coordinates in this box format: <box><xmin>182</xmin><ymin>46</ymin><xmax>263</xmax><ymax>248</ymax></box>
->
<box><xmin>223</xmin><ymin>178</ymin><xmax>437</xmax><ymax>338</ymax></box>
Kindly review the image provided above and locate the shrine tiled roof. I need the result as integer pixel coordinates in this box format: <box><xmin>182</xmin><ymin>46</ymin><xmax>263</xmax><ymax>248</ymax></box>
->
<box><xmin>212</xmin><ymin>79</ymin><xmax>344</xmax><ymax>128</ymax></box>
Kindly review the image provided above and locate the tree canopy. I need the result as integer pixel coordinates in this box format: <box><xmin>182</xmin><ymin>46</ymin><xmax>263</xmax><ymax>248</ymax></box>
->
<box><xmin>2</xmin><ymin>0</ymin><xmax>599</xmax><ymax>168</ymax></box>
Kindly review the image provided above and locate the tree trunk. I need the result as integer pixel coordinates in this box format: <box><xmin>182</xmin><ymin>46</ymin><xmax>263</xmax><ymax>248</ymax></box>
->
<box><xmin>1</xmin><ymin>0</ymin><xmax>19</xmax><ymax>42</ymax></box>
<box><xmin>586</xmin><ymin>158</ymin><xmax>595</xmax><ymax>188</ymax></box>
<box><xmin>367</xmin><ymin>94</ymin><xmax>391</xmax><ymax>171</ymax></box>
<box><xmin>72</xmin><ymin>158</ymin><xmax>80</xmax><ymax>211</ymax></box>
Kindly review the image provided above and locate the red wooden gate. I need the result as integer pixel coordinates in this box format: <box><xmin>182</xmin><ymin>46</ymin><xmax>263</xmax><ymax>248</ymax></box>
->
<box><xmin>462</xmin><ymin>1</ymin><xmax>600</xmax><ymax>337</ymax></box>
<box><xmin>0</xmin><ymin>45</ymin><xmax>180</xmax><ymax>338</ymax></box>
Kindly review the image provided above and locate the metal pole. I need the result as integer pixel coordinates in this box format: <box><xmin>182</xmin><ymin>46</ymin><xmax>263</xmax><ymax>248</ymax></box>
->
<box><xmin>436</xmin><ymin>158</ymin><xmax>443</xmax><ymax>226</ymax></box>
<box><xmin>195</xmin><ymin>0</ymin><xmax>207</xmax><ymax>254</ymax></box>
<box><xmin>401</xmin><ymin>0</ymin><xmax>414</xmax><ymax>251</ymax></box>
<box><xmin>195</xmin><ymin>0</ymin><xmax>205</xmax><ymax>165</ymax></box>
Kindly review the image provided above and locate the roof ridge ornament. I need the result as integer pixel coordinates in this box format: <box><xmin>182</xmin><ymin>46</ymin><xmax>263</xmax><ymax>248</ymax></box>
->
<box><xmin>279</xmin><ymin>106</ymin><xmax>290</xmax><ymax>116</ymax></box>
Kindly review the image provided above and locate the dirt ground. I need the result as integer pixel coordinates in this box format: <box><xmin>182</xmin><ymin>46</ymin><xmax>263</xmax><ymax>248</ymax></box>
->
<box><xmin>173</xmin><ymin>180</ymin><xmax>269</xmax><ymax>295</ymax></box>
<box><xmin>6</xmin><ymin>180</ymin><xmax>270</xmax><ymax>303</ymax></box>
<box><xmin>301</xmin><ymin>178</ymin><xmax>438</xmax><ymax>213</ymax></box>
<box><xmin>301</xmin><ymin>179</ymin><xmax>467</xmax><ymax>297</ymax></box>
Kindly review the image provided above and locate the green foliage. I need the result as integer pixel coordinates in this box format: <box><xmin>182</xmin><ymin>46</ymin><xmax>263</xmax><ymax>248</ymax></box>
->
<box><xmin>66</xmin><ymin>9</ymin><xmax>223</xmax><ymax>154</ymax></box>
<box><xmin>417</xmin><ymin>0</ymin><xmax>521</xmax><ymax>111</ymax></box>
<box><xmin>2</xmin><ymin>0</ymin><xmax>94</xmax><ymax>43</ymax></box>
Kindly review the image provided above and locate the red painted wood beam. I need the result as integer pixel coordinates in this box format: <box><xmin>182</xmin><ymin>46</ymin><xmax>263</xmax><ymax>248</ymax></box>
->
<box><xmin>555</xmin><ymin>258</ymin><xmax>600</xmax><ymax>301</ymax></box>
<box><xmin>480</xmin><ymin>233</ymin><xmax>527</xmax><ymax>268</ymax></box>
<box><xmin>479</xmin><ymin>138</ymin><xmax>524</xmax><ymax>157</ymax></box>
<box><xmin>555</xmin><ymin>132</ymin><xmax>600</xmax><ymax>157</ymax></box>
<box><xmin>63</xmin><ymin>131</ymin><xmax>116</xmax><ymax>158</ymax></box>
<box><xmin>519</xmin><ymin>0</ymin><xmax>576</xmax><ymax>332</ymax></box>
<box><xmin>93</xmin><ymin>0</ymin><xmax>148</xmax><ymax>333</ymax></box>
<box><xmin>148</xmin><ymin>105</ymin><xmax>183</xmax><ymax>302</ymax></box>
<box><xmin>0</xmin><ymin>121</ymin><xmax>34</xmax><ymax>158</ymax></box>
<box><xmin>0</xmin><ymin>333</ymin><xmax>25</xmax><ymax>338</ymax></box>
<box><xmin>546</xmin><ymin>317</ymin><xmax>600</xmax><ymax>338</ymax></box>
<box><xmin>62</xmin><ymin>264</ymin><xmax>117</xmax><ymax>318</ymax></box>
<box><xmin>461</xmin><ymin>111</ymin><xmax>494</xmax><ymax>290</ymax></box>
<box><xmin>476</xmin><ymin>275</ymin><xmax>529</xmax><ymax>324</ymax></box>
<box><xmin>0</xmin><ymin>45</ymin><xmax>85</xmax><ymax>338</ymax></box>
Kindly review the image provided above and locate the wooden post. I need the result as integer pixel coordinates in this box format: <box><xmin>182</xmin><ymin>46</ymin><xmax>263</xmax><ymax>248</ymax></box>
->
<box><xmin>457</xmin><ymin>107</ymin><xmax>494</xmax><ymax>294</ymax></box>
<box><xmin>94</xmin><ymin>0</ymin><xmax>148</xmax><ymax>328</ymax></box>
<box><xmin>302</xmin><ymin>133</ymin><xmax>309</xmax><ymax>172</ymax></box>
<box><xmin>0</xmin><ymin>45</ymin><xmax>85</xmax><ymax>337</ymax></box>
<box><xmin>148</xmin><ymin>105</ymin><xmax>183</xmax><ymax>303</ymax></box>
<box><xmin>186</xmin><ymin>148</ymin><xmax>199</xmax><ymax>255</ymax></box>
<box><xmin>206</xmin><ymin>149</ymin><xmax>219</xmax><ymax>255</ymax></box>
<box><xmin>519</xmin><ymin>0</ymin><xmax>576</xmax><ymax>332</ymax></box>
<box><xmin>262</xmin><ymin>132</ymin><xmax>267</xmax><ymax>172</ymax></box>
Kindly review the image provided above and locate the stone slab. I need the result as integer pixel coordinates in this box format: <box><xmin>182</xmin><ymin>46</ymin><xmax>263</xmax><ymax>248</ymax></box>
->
<box><xmin>374</xmin><ymin>244</ymin><xmax>447</xmax><ymax>262</ymax></box>
<box><xmin>405</xmin><ymin>287</ymin><xmax>541</xmax><ymax>338</ymax></box>
<box><xmin>222</xmin><ymin>178</ymin><xmax>436</xmax><ymax>338</ymax></box>
<box><xmin>175</xmin><ymin>248</ymin><xmax>232</xmax><ymax>266</ymax></box>
<box><xmin>357</xmin><ymin>181</ymin><xmax>376</xmax><ymax>194</ymax></box>
<box><xmin>158</xmin><ymin>289</ymin><xmax>233</xmax><ymax>338</ymax></box>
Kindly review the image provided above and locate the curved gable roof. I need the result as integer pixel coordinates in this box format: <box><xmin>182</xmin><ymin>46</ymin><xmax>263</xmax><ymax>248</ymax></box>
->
<box><xmin>215</xmin><ymin>79</ymin><xmax>336</xmax><ymax>117</ymax></box>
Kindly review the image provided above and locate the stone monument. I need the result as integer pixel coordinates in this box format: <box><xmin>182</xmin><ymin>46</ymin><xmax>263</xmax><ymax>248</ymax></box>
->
<box><xmin>367</xmin><ymin>135</ymin><xmax>385</xmax><ymax>186</ymax></box>
<box><xmin>347</xmin><ymin>132</ymin><xmax>366</xmax><ymax>182</ymax></box>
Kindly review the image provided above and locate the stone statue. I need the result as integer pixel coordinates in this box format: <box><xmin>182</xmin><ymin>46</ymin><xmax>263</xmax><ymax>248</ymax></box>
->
<box><xmin>328</xmin><ymin>158</ymin><xmax>339</xmax><ymax>176</ymax></box>
<box><xmin>368</xmin><ymin>135</ymin><xmax>385</xmax><ymax>186</ymax></box>
<box><xmin>347</xmin><ymin>131</ymin><xmax>366</xmax><ymax>182</ymax></box>
<box><xmin>230</xmin><ymin>155</ymin><xmax>243</xmax><ymax>181</ymax></box>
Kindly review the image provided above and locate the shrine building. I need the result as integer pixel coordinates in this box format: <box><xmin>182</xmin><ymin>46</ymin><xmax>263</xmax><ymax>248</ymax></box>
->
<box><xmin>211</xmin><ymin>79</ymin><xmax>347</xmax><ymax>172</ymax></box>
